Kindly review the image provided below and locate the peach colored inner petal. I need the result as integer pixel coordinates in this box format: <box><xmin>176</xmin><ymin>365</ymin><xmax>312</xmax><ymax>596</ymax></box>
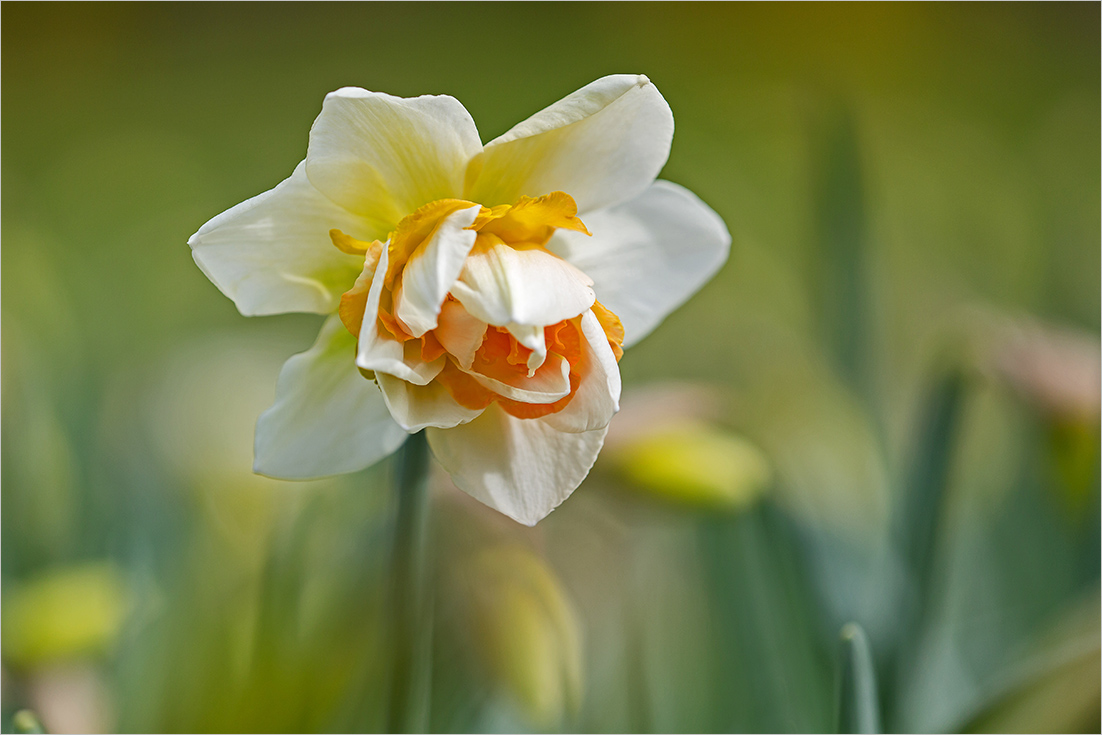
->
<box><xmin>434</xmin><ymin>360</ymin><xmax>497</xmax><ymax>411</ymax></box>
<box><xmin>420</xmin><ymin>331</ymin><xmax>447</xmax><ymax>363</ymax></box>
<box><xmin>433</xmin><ymin>297</ymin><xmax>487</xmax><ymax>369</ymax></box>
<box><xmin>474</xmin><ymin>327</ymin><xmax>532</xmax><ymax>379</ymax></box>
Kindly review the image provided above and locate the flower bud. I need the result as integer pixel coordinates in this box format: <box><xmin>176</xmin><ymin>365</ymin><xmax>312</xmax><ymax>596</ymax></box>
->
<box><xmin>611</xmin><ymin>420</ymin><xmax>772</xmax><ymax>512</ymax></box>
<box><xmin>458</xmin><ymin>546</ymin><xmax>583</xmax><ymax>727</ymax></box>
<box><xmin>2</xmin><ymin>563</ymin><xmax>127</xmax><ymax>668</ymax></box>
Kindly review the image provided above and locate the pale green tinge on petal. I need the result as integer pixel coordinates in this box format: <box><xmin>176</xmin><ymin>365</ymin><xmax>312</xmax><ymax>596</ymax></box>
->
<box><xmin>426</xmin><ymin>404</ymin><xmax>608</xmax><ymax>526</ymax></box>
<box><xmin>466</xmin><ymin>74</ymin><xmax>673</xmax><ymax>213</ymax></box>
<box><xmin>255</xmin><ymin>316</ymin><xmax>407</xmax><ymax>479</ymax></box>
<box><xmin>376</xmin><ymin>372</ymin><xmax>483</xmax><ymax>432</ymax></box>
<box><xmin>188</xmin><ymin>161</ymin><xmax>370</xmax><ymax>316</ymax></box>
<box><xmin>393</xmin><ymin>204</ymin><xmax>481</xmax><ymax>337</ymax></box>
<box><xmin>450</xmin><ymin>239</ymin><xmax>595</xmax><ymax>328</ymax></box>
<box><xmin>356</xmin><ymin>244</ymin><xmax>446</xmax><ymax>385</ymax></box>
<box><xmin>541</xmin><ymin>309</ymin><xmax>621</xmax><ymax>434</ymax></box>
<box><xmin>306</xmin><ymin>88</ymin><xmax>484</xmax><ymax>227</ymax></box>
<box><xmin>548</xmin><ymin>180</ymin><xmax>731</xmax><ymax>347</ymax></box>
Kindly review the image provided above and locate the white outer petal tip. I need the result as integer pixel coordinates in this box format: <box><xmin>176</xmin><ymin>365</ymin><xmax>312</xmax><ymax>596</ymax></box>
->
<box><xmin>466</xmin><ymin>74</ymin><xmax>673</xmax><ymax>213</ymax></box>
<box><xmin>306</xmin><ymin>88</ymin><xmax>483</xmax><ymax>223</ymax></box>
<box><xmin>427</xmin><ymin>406</ymin><xmax>609</xmax><ymax>526</ymax></box>
<box><xmin>188</xmin><ymin>161</ymin><xmax>369</xmax><ymax>317</ymax></box>
<box><xmin>548</xmin><ymin>180</ymin><xmax>731</xmax><ymax>347</ymax></box>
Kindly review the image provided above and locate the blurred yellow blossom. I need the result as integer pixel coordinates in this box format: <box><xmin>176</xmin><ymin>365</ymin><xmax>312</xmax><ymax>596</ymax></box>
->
<box><xmin>600</xmin><ymin>383</ymin><xmax>771</xmax><ymax>512</ymax></box>
<box><xmin>612</xmin><ymin>420</ymin><xmax>771</xmax><ymax>512</ymax></box>
<box><xmin>455</xmin><ymin>545</ymin><xmax>583</xmax><ymax>727</ymax></box>
<box><xmin>2</xmin><ymin>563</ymin><xmax>127</xmax><ymax>669</ymax></box>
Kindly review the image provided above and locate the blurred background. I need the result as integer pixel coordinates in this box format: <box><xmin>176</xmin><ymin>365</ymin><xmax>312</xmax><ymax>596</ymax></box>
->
<box><xmin>2</xmin><ymin>3</ymin><xmax>1099</xmax><ymax>733</ymax></box>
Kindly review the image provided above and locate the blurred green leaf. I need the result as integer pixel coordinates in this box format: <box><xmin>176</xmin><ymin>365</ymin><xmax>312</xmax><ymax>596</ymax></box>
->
<box><xmin>886</xmin><ymin>365</ymin><xmax>969</xmax><ymax>727</ymax></box>
<box><xmin>701</xmin><ymin>504</ymin><xmax>834</xmax><ymax>732</ymax></box>
<box><xmin>964</xmin><ymin>644</ymin><xmax>1100</xmax><ymax>734</ymax></box>
<box><xmin>897</xmin><ymin>366</ymin><xmax>968</xmax><ymax>602</ymax></box>
<box><xmin>836</xmin><ymin>623</ymin><xmax>881</xmax><ymax>734</ymax></box>
<box><xmin>1048</xmin><ymin>420</ymin><xmax>1101</xmax><ymax>522</ymax></box>
<box><xmin>961</xmin><ymin>594</ymin><xmax>1101</xmax><ymax>734</ymax></box>
<box><xmin>812</xmin><ymin>107</ymin><xmax>871</xmax><ymax>402</ymax></box>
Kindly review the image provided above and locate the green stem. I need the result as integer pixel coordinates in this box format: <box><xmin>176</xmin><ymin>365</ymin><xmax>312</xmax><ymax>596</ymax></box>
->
<box><xmin>386</xmin><ymin>431</ymin><xmax>433</xmax><ymax>733</ymax></box>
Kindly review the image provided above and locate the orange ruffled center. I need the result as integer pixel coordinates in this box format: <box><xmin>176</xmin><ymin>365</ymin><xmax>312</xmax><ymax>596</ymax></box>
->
<box><xmin>333</xmin><ymin>192</ymin><xmax>624</xmax><ymax>420</ymax></box>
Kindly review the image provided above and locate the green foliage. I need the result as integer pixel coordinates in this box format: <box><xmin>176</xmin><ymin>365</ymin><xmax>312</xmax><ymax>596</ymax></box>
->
<box><xmin>2</xmin><ymin>3</ymin><xmax>1097</xmax><ymax>733</ymax></box>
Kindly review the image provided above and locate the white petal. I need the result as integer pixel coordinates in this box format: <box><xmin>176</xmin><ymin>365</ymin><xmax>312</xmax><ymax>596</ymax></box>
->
<box><xmin>376</xmin><ymin>372</ymin><xmax>483</xmax><ymax>432</ymax></box>
<box><xmin>426</xmin><ymin>404</ymin><xmax>608</xmax><ymax>525</ymax></box>
<box><xmin>451</xmin><ymin>240</ymin><xmax>595</xmax><ymax>328</ymax></box>
<box><xmin>188</xmin><ymin>162</ymin><xmax>370</xmax><ymax>316</ymax></box>
<box><xmin>393</xmin><ymin>204</ymin><xmax>480</xmax><ymax>337</ymax></box>
<box><xmin>356</xmin><ymin>244</ymin><xmax>445</xmax><ymax>385</ymax></box>
<box><xmin>542</xmin><ymin>310</ymin><xmax>621</xmax><ymax>433</ymax></box>
<box><xmin>434</xmin><ymin>300</ymin><xmax>487</xmax><ymax>370</ymax></box>
<box><xmin>255</xmin><ymin>316</ymin><xmax>408</xmax><ymax>479</ymax></box>
<box><xmin>468</xmin><ymin>351</ymin><xmax>571</xmax><ymax>404</ymax></box>
<box><xmin>465</xmin><ymin>75</ymin><xmax>673</xmax><ymax>213</ymax></box>
<box><xmin>547</xmin><ymin>180</ymin><xmax>730</xmax><ymax>347</ymax></box>
<box><xmin>306</xmin><ymin>88</ymin><xmax>483</xmax><ymax>226</ymax></box>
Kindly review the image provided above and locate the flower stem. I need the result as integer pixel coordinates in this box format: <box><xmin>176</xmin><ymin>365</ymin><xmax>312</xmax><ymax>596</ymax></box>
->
<box><xmin>387</xmin><ymin>431</ymin><xmax>433</xmax><ymax>733</ymax></box>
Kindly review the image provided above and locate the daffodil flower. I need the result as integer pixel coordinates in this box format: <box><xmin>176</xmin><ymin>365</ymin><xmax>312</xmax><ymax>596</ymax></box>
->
<box><xmin>189</xmin><ymin>74</ymin><xmax>730</xmax><ymax>525</ymax></box>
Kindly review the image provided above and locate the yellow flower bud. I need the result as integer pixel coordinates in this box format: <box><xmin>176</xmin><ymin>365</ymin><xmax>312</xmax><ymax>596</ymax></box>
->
<box><xmin>459</xmin><ymin>546</ymin><xmax>583</xmax><ymax>727</ymax></box>
<box><xmin>611</xmin><ymin>420</ymin><xmax>772</xmax><ymax>512</ymax></box>
<box><xmin>2</xmin><ymin>563</ymin><xmax>127</xmax><ymax>668</ymax></box>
